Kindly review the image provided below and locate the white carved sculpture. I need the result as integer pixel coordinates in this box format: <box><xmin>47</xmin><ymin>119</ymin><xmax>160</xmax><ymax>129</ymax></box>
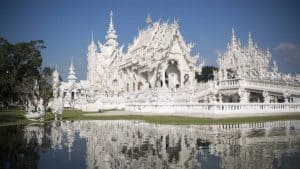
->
<box><xmin>283</xmin><ymin>90</ymin><xmax>290</xmax><ymax>103</ymax></box>
<box><xmin>48</xmin><ymin>69</ymin><xmax>64</xmax><ymax>120</ymax></box>
<box><xmin>25</xmin><ymin>80</ymin><xmax>45</xmax><ymax>120</ymax></box>
<box><xmin>37</xmin><ymin>98</ymin><xmax>45</xmax><ymax>118</ymax></box>
<box><xmin>169</xmin><ymin>73</ymin><xmax>179</xmax><ymax>90</ymax></box>
<box><xmin>263</xmin><ymin>91</ymin><xmax>270</xmax><ymax>103</ymax></box>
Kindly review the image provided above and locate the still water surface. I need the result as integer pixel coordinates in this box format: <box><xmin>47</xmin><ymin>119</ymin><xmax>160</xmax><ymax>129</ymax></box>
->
<box><xmin>0</xmin><ymin>120</ymin><xmax>300</xmax><ymax>169</ymax></box>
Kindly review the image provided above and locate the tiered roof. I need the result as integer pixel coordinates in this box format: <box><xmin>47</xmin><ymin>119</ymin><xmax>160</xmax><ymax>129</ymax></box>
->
<box><xmin>122</xmin><ymin>19</ymin><xmax>201</xmax><ymax>72</ymax></box>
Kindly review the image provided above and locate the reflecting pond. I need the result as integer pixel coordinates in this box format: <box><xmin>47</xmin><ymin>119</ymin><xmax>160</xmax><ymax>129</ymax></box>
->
<box><xmin>0</xmin><ymin>120</ymin><xmax>300</xmax><ymax>169</ymax></box>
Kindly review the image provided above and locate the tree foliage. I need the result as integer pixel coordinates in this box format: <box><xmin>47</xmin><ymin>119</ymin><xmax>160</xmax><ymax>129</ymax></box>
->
<box><xmin>0</xmin><ymin>37</ymin><xmax>53</xmax><ymax>107</ymax></box>
<box><xmin>195</xmin><ymin>66</ymin><xmax>218</xmax><ymax>82</ymax></box>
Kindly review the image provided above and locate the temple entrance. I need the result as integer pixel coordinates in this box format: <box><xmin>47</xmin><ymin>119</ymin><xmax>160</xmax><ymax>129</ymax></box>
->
<box><xmin>249</xmin><ymin>92</ymin><xmax>264</xmax><ymax>103</ymax></box>
<box><xmin>71</xmin><ymin>92</ymin><xmax>75</xmax><ymax>100</ymax></box>
<box><xmin>222</xmin><ymin>93</ymin><xmax>240</xmax><ymax>102</ymax></box>
<box><xmin>165</xmin><ymin>60</ymin><xmax>180</xmax><ymax>90</ymax></box>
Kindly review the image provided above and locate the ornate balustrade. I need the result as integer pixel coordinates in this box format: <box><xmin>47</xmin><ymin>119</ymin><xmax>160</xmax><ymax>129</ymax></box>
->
<box><xmin>125</xmin><ymin>102</ymin><xmax>300</xmax><ymax>117</ymax></box>
<box><xmin>243</xmin><ymin>79</ymin><xmax>300</xmax><ymax>95</ymax></box>
<box><xmin>218</xmin><ymin>79</ymin><xmax>240</xmax><ymax>89</ymax></box>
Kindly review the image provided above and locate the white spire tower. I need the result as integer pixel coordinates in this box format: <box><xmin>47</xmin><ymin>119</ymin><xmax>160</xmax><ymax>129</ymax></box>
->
<box><xmin>67</xmin><ymin>58</ymin><xmax>77</xmax><ymax>83</ymax></box>
<box><xmin>105</xmin><ymin>10</ymin><xmax>118</xmax><ymax>47</ymax></box>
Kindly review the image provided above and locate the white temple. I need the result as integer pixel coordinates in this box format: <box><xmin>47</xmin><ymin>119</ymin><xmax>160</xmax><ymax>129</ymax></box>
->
<box><xmin>60</xmin><ymin>11</ymin><xmax>300</xmax><ymax>116</ymax></box>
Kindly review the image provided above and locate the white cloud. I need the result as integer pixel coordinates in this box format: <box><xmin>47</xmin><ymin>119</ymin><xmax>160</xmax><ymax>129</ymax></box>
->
<box><xmin>274</xmin><ymin>42</ymin><xmax>300</xmax><ymax>64</ymax></box>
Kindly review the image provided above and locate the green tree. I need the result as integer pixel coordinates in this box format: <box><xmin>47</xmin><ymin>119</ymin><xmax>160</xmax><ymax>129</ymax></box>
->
<box><xmin>195</xmin><ymin>66</ymin><xmax>218</xmax><ymax>82</ymax></box>
<box><xmin>0</xmin><ymin>37</ymin><xmax>53</xmax><ymax>109</ymax></box>
<box><xmin>0</xmin><ymin>38</ymin><xmax>17</xmax><ymax>106</ymax></box>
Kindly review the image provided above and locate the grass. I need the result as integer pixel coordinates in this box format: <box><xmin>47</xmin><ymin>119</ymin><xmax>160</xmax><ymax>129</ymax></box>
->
<box><xmin>0</xmin><ymin>108</ymin><xmax>300</xmax><ymax>126</ymax></box>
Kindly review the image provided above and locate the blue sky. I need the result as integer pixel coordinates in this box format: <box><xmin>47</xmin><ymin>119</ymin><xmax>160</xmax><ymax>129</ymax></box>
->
<box><xmin>1</xmin><ymin>0</ymin><xmax>300</xmax><ymax>80</ymax></box>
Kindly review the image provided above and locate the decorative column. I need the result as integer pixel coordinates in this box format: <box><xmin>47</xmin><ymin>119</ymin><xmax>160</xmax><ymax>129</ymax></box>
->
<box><xmin>161</xmin><ymin>64</ymin><xmax>167</xmax><ymax>88</ymax></box>
<box><xmin>180</xmin><ymin>71</ymin><xmax>184</xmax><ymax>88</ymax></box>
<box><xmin>161</xmin><ymin>71</ymin><xmax>165</xmax><ymax>88</ymax></box>
<box><xmin>218</xmin><ymin>93</ymin><xmax>223</xmax><ymax>103</ymax></box>
<box><xmin>245</xmin><ymin>91</ymin><xmax>250</xmax><ymax>103</ymax></box>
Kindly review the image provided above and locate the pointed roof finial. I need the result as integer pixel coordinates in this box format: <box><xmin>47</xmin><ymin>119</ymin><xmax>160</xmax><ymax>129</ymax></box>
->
<box><xmin>105</xmin><ymin>10</ymin><xmax>118</xmax><ymax>47</ymax></box>
<box><xmin>173</xmin><ymin>18</ymin><xmax>179</xmax><ymax>28</ymax></box>
<box><xmin>232</xmin><ymin>28</ymin><xmax>236</xmax><ymax>39</ymax></box>
<box><xmin>248</xmin><ymin>32</ymin><xmax>253</xmax><ymax>47</ymax></box>
<box><xmin>91</xmin><ymin>31</ymin><xmax>94</xmax><ymax>43</ymax></box>
<box><xmin>146</xmin><ymin>13</ymin><xmax>152</xmax><ymax>25</ymax></box>
<box><xmin>70</xmin><ymin>57</ymin><xmax>74</xmax><ymax>69</ymax></box>
<box><xmin>230</xmin><ymin>27</ymin><xmax>239</xmax><ymax>50</ymax></box>
<box><xmin>67</xmin><ymin>57</ymin><xmax>77</xmax><ymax>83</ymax></box>
<box><xmin>109</xmin><ymin>10</ymin><xmax>113</xmax><ymax>29</ymax></box>
<box><xmin>88</xmin><ymin>31</ymin><xmax>96</xmax><ymax>50</ymax></box>
<box><xmin>108</xmin><ymin>10</ymin><xmax>114</xmax><ymax>32</ymax></box>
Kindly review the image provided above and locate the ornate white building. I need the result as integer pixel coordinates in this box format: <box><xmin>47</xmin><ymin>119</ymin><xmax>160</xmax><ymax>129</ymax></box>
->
<box><xmin>60</xmin><ymin>11</ymin><xmax>300</xmax><ymax>115</ymax></box>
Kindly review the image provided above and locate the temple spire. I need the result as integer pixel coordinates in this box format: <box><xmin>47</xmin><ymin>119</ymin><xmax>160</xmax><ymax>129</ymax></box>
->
<box><xmin>105</xmin><ymin>10</ymin><xmax>118</xmax><ymax>47</ymax></box>
<box><xmin>67</xmin><ymin>57</ymin><xmax>77</xmax><ymax>83</ymax></box>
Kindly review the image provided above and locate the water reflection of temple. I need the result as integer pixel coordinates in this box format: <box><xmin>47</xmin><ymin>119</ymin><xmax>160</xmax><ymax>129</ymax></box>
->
<box><xmin>22</xmin><ymin>120</ymin><xmax>300</xmax><ymax>169</ymax></box>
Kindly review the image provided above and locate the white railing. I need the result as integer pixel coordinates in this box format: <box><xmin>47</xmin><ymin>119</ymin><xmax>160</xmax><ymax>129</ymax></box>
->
<box><xmin>218</xmin><ymin>79</ymin><xmax>240</xmax><ymax>89</ymax></box>
<box><xmin>125</xmin><ymin>102</ymin><xmax>300</xmax><ymax>116</ymax></box>
<box><xmin>244</xmin><ymin>79</ymin><xmax>300</xmax><ymax>95</ymax></box>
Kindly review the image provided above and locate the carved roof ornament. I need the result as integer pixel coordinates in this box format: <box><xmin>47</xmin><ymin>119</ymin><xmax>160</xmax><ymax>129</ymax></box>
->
<box><xmin>145</xmin><ymin>13</ymin><xmax>152</xmax><ymax>26</ymax></box>
<box><xmin>173</xmin><ymin>18</ymin><xmax>179</xmax><ymax>29</ymax></box>
<box><xmin>272</xmin><ymin>60</ymin><xmax>278</xmax><ymax>73</ymax></box>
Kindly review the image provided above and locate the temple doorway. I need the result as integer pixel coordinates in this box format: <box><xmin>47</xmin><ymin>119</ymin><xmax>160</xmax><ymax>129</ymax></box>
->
<box><xmin>71</xmin><ymin>92</ymin><xmax>75</xmax><ymax>100</ymax></box>
<box><xmin>165</xmin><ymin>60</ymin><xmax>180</xmax><ymax>89</ymax></box>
